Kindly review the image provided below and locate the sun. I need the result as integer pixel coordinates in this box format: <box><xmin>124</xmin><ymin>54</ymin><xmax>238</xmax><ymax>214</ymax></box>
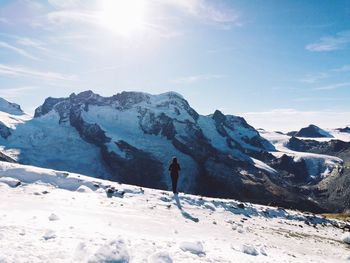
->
<box><xmin>98</xmin><ymin>0</ymin><xmax>147</xmax><ymax>36</ymax></box>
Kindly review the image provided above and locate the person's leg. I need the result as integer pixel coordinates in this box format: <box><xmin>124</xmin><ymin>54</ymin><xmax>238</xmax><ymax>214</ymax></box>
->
<box><xmin>173</xmin><ymin>174</ymin><xmax>178</xmax><ymax>193</ymax></box>
<box><xmin>171</xmin><ymin>175</ymin><xmax>176</xmax><ymax>193</ymax></box>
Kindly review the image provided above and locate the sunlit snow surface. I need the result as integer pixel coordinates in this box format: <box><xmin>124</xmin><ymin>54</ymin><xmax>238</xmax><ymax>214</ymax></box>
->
<box><xmin>0</xmin><ymin>161</ymin><xmax>349</xmax><ymax>263</ymax></box>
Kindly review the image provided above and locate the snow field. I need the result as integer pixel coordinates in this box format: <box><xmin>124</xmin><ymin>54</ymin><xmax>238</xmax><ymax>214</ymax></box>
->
<box><xmin>1</xmin><ymin>161</ymin><xmax>350</xmax><ymax>262</ymax></box>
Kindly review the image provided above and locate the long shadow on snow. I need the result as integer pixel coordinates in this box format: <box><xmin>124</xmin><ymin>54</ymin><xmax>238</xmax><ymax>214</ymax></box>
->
<box><xmin>176</xmin><ymin>195</ymin><xmax>332</xmax><ymax>226</ymax></box>
<box><xmin>173</xmin><ymin>194</ymin><xmax>199</xmax><ymax>223</ymax></box>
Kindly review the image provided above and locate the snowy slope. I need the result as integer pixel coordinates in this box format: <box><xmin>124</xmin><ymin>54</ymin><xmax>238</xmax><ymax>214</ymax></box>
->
<box><xmin>0</xmin><ymin>110</ymin><xmax>110</xmax><ymax>178</ymax></box>
<box><xmin>0</xmin><ymin>97</ymin><xmax>24</xmax><ymax>116</ymax></box>
<box><xmin>1</xmin><ymin>161</ymin><xmax>350</xmax><ymax>263</ymax></box>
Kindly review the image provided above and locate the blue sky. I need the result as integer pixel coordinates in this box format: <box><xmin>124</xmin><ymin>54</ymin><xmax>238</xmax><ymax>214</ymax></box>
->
<box><xmin>0</xmin><ymin>0</ymin><xmax>350</xmax><ymax>131</ymax></box>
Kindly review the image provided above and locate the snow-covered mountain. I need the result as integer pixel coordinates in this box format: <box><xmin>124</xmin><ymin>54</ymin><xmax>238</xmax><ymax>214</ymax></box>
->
<box><xmin>1</xmin><ymin>91</ymin><xmax>350</xmax><ymax>212</ymax></box>
<box><xmin>1</xmin><ymin>161</ymin><xmax>350</xmax><ymax>263</ymax></box>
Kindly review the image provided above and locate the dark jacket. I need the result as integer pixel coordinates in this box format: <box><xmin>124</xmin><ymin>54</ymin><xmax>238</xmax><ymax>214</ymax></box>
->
<box><xmin>169</xmin><ymin>162</ymin><xmax>181</xmax><ymax>177</ymax></box>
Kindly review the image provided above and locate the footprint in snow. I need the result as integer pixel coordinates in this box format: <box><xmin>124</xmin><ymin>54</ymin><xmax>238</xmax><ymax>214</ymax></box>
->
<box><xmin>49</xmin><ymin>213</ymin><xmax>59</xmax><ymax>221</ymax></box>
<box><xmin>232</xmin><ymin>244</ymin><xmax>267</xmax><ymax>257</ymax></box>
<box><xmin>89</xmin><ymin>238</ymin><xmax>129</xmax><ymax>263</ymax></box>
<box><xmin>43</xmin><ymin>230</ymin><xmax>56</xmax><ymax>241</ymax></box>
<box><xmin>148</xmin><ymin>251</ymin><xmax>173</xmax><ymax>263</ymax></box>
<box><xmin>160</xmin><ymin>196</ymin><xmax>172</xmax><ymax>202</ymax></box>
<box><xmin>179</xmin><ymin>241</ymin><xmax>205</xmax><ymax>257</ymax></box>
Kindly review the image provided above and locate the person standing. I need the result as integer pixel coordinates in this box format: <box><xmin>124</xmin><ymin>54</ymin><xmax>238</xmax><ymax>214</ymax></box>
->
<box><xmin>169</xmin><ymin>157</ymin><xmax>181</xmax><ymax>194</ymax></box>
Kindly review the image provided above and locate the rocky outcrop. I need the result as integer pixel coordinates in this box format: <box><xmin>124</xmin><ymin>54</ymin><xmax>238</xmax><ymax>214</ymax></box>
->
<box><xmin>294</xmin><ymin>125</ymin><xmax>333</xmax><ymax>138</ymax></box>
<box><xmin>0</xmin><ymin>122</ymin><xmax>11</xmax><ymax>139</ymax></box>
<box><xmin>0</xmin><ymin>151</ymin><xmax>16</xmax><ymax>163</ymax></box>
<box><xmin>101</xmin><ymin>141</ymin><xmax>165</xmax><ymax>189</ymax></box>
<box><xmin>286</xmin><ymin>137</ymin><xmax>350</xmax><ymax>155</ymax></box>
<box><xmin>337</xmin><ymin>127</ymin><xmax>350</xmax><ymax>133</ymax></box>
<box><xmin>271</xmin><ymin>154</ymin><xmax>309</xmax><ymax>183</ymax></box>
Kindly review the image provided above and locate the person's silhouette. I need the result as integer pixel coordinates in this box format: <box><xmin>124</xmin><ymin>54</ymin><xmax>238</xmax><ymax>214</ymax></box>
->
<box><xmin>169</xmin><ymin>157</ymin><xmax>181</xmax><ymax>194</ymax></box>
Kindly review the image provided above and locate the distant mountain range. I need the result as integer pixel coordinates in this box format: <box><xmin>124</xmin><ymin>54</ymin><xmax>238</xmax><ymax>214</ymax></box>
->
<box><xmin>1</xmin><ymin>91</ymin><xmax>350</xmax><ymax>213</ymax></box>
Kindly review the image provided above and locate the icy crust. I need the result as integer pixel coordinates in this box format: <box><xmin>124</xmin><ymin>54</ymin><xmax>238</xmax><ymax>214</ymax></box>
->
<box><xmin>0</xmin><ymin>161</ymin><xmax>349</xmax><ymax>263</ymax></box>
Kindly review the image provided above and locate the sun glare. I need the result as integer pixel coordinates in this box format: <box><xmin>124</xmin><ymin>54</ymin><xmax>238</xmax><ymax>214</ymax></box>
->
<box><xmin>98</xmin><ymin>0</ymin><xmax>147</xmax><ymax>35</ymax></box>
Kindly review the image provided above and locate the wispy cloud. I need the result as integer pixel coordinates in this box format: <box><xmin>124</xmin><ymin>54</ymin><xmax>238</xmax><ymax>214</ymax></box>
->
<box><xmin>0</xmin><ymin>17</ymin><xmax>10</xmax><ymax>25</ymax></box>
<box><xmin>293</xmin><ymin>97</ymin><xmax>348</xmax><ymax>102</ymax></box>
<box><xmin>314</xmin><ymin>82</ymin><xmax>350</xmax><ymax>91</ymax></box>
<box><xmin>47</xmin><ymin>0</ymin><xmax>83</xmax><ymax>9</ymax></box>
<box><xmin>16</xmin><ymin>37</ymin><xmax>74</xmax><ymax>62</ymax></box>
<box><xmin>161</xmin><ymin>0</ymin><xmax>240</xmax><ymax>26</ymax></box>
<box><xmin>0</xmin><ymin>41</ymin><xmax>40</xmax><ymax>60</ymax></box>
<box><xmin>305</xmin><ymin>30</ymin><xmax>350</xmax><ymax>52</ymax></box>
<box><xmin>242</xmin><ymin>108</ymin><xmax>350</xmax><ymax>132</ymax></box>
<box><xmin>0</xmin><ymin>64</ymin><xmax>78</xmax><ymax>81</ymax></box>
<box><xmin>0</xmin><ymin>86</ymin><xmax>40</xmax><ymax>99</ymax></box>
<box><xmin>331</xmin><ymin>64</ymin><xmax>350</xmax><ymax>72</ymax></box>
<box><xmin>45</xmin><ymin>0</ymin><xmax>241</xmax><ymax>34</ymax></box>
<box><xmin>300</xmin><ymin>72</ymin><xmax>329</xmax><ymax>83</ymax></box>
<box><xmin>207</xmin><ymin>46</ymin><xmax>236</xmax><ymax>53</ymax></box>
<box><xmin>47</xmin><ymin>10</ymin><xmax>98</xmax><ymax>27</ymax></box>
<box><xmin>172</xmin><ymin>74</ymin><xmax>224</xmax><ymax>84</ymax></box>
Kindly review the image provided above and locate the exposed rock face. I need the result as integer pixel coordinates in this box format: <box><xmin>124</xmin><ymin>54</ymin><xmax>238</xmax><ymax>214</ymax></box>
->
<box><xmin>101</xmin><ymin>141</ymin><xmax>165</xmax><ymax>189</ymax></box>
<box><xmin>337</xmin><ymin>127</ymin><xmax>350</xmax><ymax>133</ymax></box>
<box><xmin>287</xmin><ymin>136</ymin><xmax>350</xmax><ymax>155</ymax></box>
<box><xmin>271</xmin><ymin>154</ymin><xmax>309</xmax><ymax>183</ymax></box>
<box><xmin>294</xmin><ymin>125</ymin><xmax>333</xmax><ymax>138</ymax></box>
<box><xmin>0</xmin><ymin>122</ymin><xmax>11</xmax><ymax>139</ymax></box>
<box><xmin>0</xmin><ymin>151</ymin><xmax>16</xmax><ymax>163</ymax></box>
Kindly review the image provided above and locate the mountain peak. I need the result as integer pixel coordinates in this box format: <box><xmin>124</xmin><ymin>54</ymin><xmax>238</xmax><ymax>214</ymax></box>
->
<box><xmin>294</xmin><ymin>124</ymin><xmax>333</xmax><ymax>138</ymax></box>
<box><xmin>0</xmin><ymin>97</ymin><xmax>24</xmax><ymax>116</ymax></box>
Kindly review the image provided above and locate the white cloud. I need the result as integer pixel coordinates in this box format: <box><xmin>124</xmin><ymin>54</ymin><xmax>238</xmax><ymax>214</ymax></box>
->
<box><xmin>314</xmin><ymin>82</ymin><xmax>350</xmax><ymax>90</ymax></box>
<box><xmin>0</xmin><ymin>64</ymin><xmax>78</xmax><ymax>81</ymax></box>
<box><xmin>172</xmin><ymin>74</ymin><xmax>224</xmax><ymax>84</ymax></box>
<box><xmin>241</xmin><ymin>108</ymin><xmax>350</xmax><ymax>132</ymax></box>
<box><xmin>305</xmin><ymin>30</ymin><xmax>350</xmax><ymax>52</ymax></box>
<box><xmin>0</xmin><ymin>41</ymin><xmax>40</xmax><ymax>60</ymax></box>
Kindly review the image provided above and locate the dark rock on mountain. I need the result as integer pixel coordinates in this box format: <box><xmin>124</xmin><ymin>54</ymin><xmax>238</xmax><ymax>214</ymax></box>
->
<box><xmin>271</xmin><ymin>154</ymin><xmax>309</xmax><ymax>183</ymax></box>
<box><xmin>286</xmin><ymin>137</ymin><xmax>350</xmax><ymax>155</ymax></box>
<box><xmin>294</xmin><ymin>125</ymin><xmax>333</xmax><ymax>138</ymax></box>
<box><xmin>287</xmin><ymin>131</ymin><xmax>297</xmax><ymax>136</ymax></box>
<box><xmin>337</xmin><ymin>127</ymin><xmax>350</xmax><ymax>133</ymax></box>
<box><xmin>0</xmin><ymin>122</ymin><xmax>11</xmax><ymax>139</ymax></box>
<box><xmin>0</xmin><ymin>150</ymin><xmax>16</xmax><ymax>163</ymax></box>
<box><xmin>101</xmin><ymin>141</ymin><xmax>165</xmax><ymax>189</ymax></box>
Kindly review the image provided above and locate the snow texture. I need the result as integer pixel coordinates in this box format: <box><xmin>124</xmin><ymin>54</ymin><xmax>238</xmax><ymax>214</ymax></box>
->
<box><xmin>0</xmin><ymin>161</ymin><xmax>349</xmax><ymax>262</ymax></box>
